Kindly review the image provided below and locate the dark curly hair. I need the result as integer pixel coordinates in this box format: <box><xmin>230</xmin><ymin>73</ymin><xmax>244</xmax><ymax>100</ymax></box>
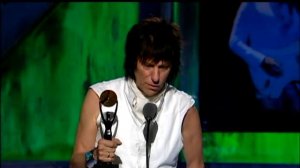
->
<box><xmin>124</xmin><ymin>17</ymin><xmax>182</xmax><ymax>84</ymax></box>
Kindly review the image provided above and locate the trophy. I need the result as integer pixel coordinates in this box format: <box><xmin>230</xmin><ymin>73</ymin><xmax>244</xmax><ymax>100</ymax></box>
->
<box><xmin>95</xmin><ymin>90</ymin><xmax>118</xmax><ymax>168</ymax></box>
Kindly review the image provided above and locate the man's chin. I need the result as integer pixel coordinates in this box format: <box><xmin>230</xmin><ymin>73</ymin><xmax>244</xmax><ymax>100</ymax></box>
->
<box><xmin>146</xmin><ymin>88</ymin><xmax>164</xmax><ymax>97</ymax></box>
<box><xmin>143</xmin><ymin>90</ymin><xmax>158</xmax><ymax>98</ymax></box>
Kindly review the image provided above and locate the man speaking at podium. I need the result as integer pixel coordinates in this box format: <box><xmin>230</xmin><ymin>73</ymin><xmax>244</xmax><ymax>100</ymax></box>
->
<box><xmin>70</xmin><ymin>16</ymin><xmax>204</xmax><ymax>168</ymax></box>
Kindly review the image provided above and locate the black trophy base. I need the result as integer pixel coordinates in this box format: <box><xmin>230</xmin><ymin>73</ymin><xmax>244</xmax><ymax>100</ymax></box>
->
<box><xmin>94</xmin><ymin>161</ymin><xmax>119</xmax><ymax>168</ymax></box>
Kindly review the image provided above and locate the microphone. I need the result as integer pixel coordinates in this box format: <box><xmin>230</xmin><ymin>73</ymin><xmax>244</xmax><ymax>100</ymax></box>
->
<box><xmin>143</xmin><ymin>103</ymin><xmax>158</xmax><ymax>168</ymax></box>
<box><xmin>143</xmin><ymin>103</ymin><xmax>157</xmax><ymax>121</ymax></box>
<box><xmin>95</xmin><ymin>90</ymin><xmax>119</xmax><ymax>168</ymax></box>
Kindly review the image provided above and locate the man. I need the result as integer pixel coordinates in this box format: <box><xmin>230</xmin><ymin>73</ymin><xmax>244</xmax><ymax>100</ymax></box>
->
<box><xmin>229</xmin><ymin>2</ymin><xmax>300</xmax><ymax>111</ymax></box>
<box><xmin>70</xmin><ymin>17</ymin><xmax>204</xmax><ymax>168</ymax></box>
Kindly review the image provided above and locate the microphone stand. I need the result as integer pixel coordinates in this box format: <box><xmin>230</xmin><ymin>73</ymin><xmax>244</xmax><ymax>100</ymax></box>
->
<box><xmin>145</xmin><ymin>120</ymin><xmax>151</xmax><ymax>168</ymax></box>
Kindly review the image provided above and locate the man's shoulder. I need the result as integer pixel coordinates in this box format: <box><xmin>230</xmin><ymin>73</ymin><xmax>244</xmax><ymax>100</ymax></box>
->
<box><xmin>165</xmin><ymin>85</ymin><xmax>195</xmax><ymax>110</ymax></box>
<box><xmin>89</xmin><ymin>77</ymin><xmax>125</xmax><ymax>94</ymax></box>
<box><xmin>166</xmin><ymin>85</ymin><xmax>194</xmax><ymax>100</ymax></box>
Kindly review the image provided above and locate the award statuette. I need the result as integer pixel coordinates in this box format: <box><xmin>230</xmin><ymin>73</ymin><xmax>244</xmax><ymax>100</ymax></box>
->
<box><xmin>94</xmin><ymin>90</ymin><xmax>118</xmax><ymax>168</ymax></box>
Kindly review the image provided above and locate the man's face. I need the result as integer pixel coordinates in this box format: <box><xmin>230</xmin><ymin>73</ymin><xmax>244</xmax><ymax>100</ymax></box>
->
<box><xmin>134</xmin><ymin>59</ymin><xmax>171</xmax><ymax>97</ymax></box>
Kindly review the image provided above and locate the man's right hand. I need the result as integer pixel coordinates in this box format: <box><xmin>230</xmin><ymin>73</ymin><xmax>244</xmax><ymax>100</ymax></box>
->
<box><xmin>261</xmin><ymin>57</ymin><xmax>282</xmax><ymax>77</ymax></box>
<box><xmin>95</xmin><ymin>138</ymin><xmax>122</xmax><ymax>162</ymax></box>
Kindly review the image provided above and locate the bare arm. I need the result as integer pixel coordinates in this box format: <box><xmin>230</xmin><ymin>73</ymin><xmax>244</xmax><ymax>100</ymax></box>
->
<box><xmin>70</xmin><ymin>89</ymin><xmax>100</xmax><ymax>168</ymax></box>
<box><xmin>182</xmin><ymin>106</ymin><xmax>204</xmax><ymax>168</ymax></box>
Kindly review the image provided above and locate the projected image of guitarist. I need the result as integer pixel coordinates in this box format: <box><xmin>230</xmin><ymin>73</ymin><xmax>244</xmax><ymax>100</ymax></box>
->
<box><xmin>229</xmin><ymin>2</ymin><xmax>300</xmax><ymax>112</ymax></box>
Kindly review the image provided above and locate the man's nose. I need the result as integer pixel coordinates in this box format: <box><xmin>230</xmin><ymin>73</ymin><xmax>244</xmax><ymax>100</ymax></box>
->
<box><xmin>151</xmin><ymin>67</ymin><xmax>160</xmax><ymax>84</ymax></box>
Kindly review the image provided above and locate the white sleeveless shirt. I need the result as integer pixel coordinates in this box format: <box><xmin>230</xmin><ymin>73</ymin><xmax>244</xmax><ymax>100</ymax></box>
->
<box><xmin>90</xmin><ymin>77</ymin><xmax>195</xmax><ymax>168</ymax></box>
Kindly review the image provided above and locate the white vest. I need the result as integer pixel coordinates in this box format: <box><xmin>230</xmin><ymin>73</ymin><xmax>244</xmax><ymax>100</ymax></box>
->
<box><xmin>90</xmin><ymin>77</ymin><xmax>195</xmax><ymax>168</ymax></box>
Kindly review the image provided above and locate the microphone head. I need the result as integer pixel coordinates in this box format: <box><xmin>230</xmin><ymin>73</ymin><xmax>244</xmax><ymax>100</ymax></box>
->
<box><xmin>143</xmin><ymin>103</ymin><xmax>158</xmax><ymax>121</ymax></box>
